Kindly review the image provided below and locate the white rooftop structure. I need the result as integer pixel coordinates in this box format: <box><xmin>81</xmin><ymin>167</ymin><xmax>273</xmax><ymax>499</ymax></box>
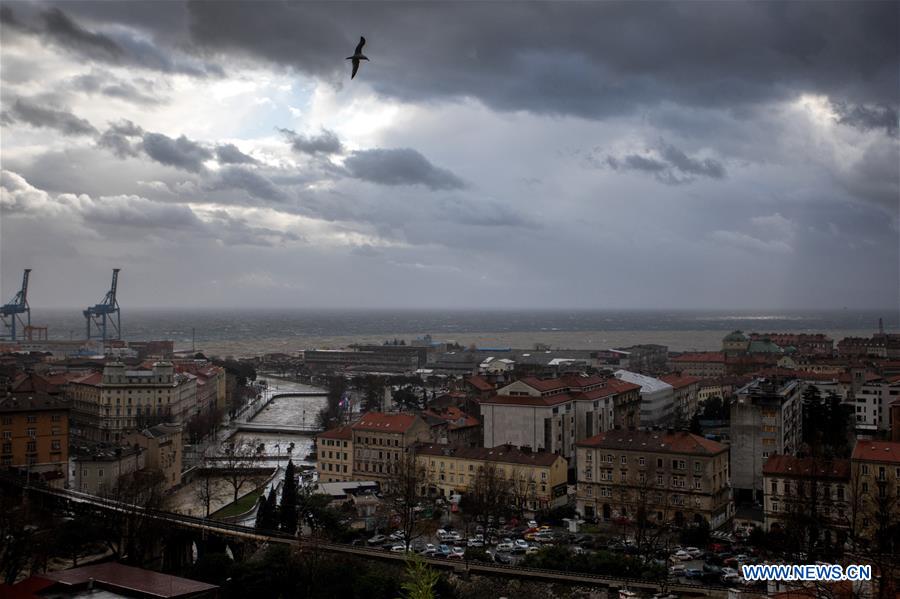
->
<box><xmin>614</xmin><ymin>369</ymin><xmax>673</xmax><ymax>393</ymax></box>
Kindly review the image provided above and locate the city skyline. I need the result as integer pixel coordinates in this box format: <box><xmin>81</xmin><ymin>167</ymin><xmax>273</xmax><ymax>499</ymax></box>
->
<box><xmin>1</xmin><ymin>1</ymin><xmax>898</xmax><ymax>310</ymax></box>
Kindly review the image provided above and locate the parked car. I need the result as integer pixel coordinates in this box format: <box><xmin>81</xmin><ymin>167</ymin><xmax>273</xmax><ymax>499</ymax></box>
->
<box><xmin>389</xmin><ymin>545</ymin><xmax>407</xmax><ymax>553</ymax></box>
<box><xmin>672</xmin><ymin>550</ymin><xmax>692</xmax><ymax>561</ymax></box>
<box><xmin>467</xmin><ymin>538</ymin><xmax>484</xmax><ymax>548</ymax></box>
<box><xmin>514</xmin><ymin>539</ymin><xmax>529</xmax><ymax>550</ymax></box>
<box><xmin>367</xmin><ymin>534</ymin><xmax>387</xmax><ymax>545</ymax></box>
<box><xmin>669</xmin><ymin>565</ymin><xmax>685</xmax><ymax>577</ymax></box>
<box><xmin>437</xmin><ymin>544</ymin><xmax>451</xmax><ymax>557</ymax></box>
<box><xmin>527</xmin><ymin>520</ymin><xmax>538</xmax><ymax>528</ymax></box>
<box><xmin>685</xmin><ymin>546</ymin><xmax>703</xmax><ymax>558</ymax></box>
<box><xmin>494</xmin><ymin>551</ymin><xmax>513</xmax><ymax>564</ymax></box>
<box><xmin>389</xmin><ymin>531</ymin><xmax>406</xmax><ymax>541</ymax></box>
<box><xmin>419</xmin><ymin>544</ymin><xmax>436</xmax><ymax>556</ymax></box>
<box><xmin>496</xmin><ymin>542</ymin><xmax>514</xmax><ymax>552</ymax></box>
<box><xmin>449</xmin><ymin>547</ymin><xmax>465</xmax><ymax>559</ymax></box>
<box><xmin>685</xmin><ymin>568</ymin><xmax>704</xmax><ymax>579</ymax></box>
<box><xmin>525</xmin><ymin>546</ymin><xmax>540</xmax><ymax>555</ymax></box>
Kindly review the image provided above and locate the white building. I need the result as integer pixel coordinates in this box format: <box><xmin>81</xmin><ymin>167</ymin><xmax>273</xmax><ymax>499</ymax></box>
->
<box><xmin>613</xmin><ymin>370</ymin><xmax>674</xmax><ymax>426</ymax></box>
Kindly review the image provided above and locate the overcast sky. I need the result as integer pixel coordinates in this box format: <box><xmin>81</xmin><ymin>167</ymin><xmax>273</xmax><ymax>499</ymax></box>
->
<box><xmin>1</xmin><ymin>1</ymin><xmax>897</xmax><ymax>310</ymax></box>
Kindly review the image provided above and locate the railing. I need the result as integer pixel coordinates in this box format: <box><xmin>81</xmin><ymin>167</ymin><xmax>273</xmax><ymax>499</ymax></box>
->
<box><xmin>1</xmin><ymin>472</ymin><xmax>729</xmax><ymax>597</ymax></box>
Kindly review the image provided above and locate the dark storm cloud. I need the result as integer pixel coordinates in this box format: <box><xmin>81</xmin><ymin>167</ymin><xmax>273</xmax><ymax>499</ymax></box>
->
<box><xmin>2</xmin><ymin>98</ymin><xmax>97</xmax><ymax>136</ymax></box>
<box><xmin>81</xmin><ymin>195</ymin><xmax>204</xmax><ymax>230</ymax></box>
<box><xmin>2</xmin><ymin>4</ymin><xmax>221</xmax><ymax>77</ymax></box>
<box><xmin>40</xmin><ymin>7</ymin><xmax>122</xmax><ymax>60</ymax></box>
<box><xmin>832</xmin><ymin>102</ymin><xmax>898</xmax><ymax>138</ymax></box>
<box><xmin>603</xmin><ymin>142</ymin><xmax>726</xmax><ymax>185</ymax></box>
<box><xmin>344</xmin><ymin>148</ymin><xmax>466</xmax><ymax>190</ymax></box>
<box><xmin>210</xmin><ymin>167</ymin><xmax>287</xmax><ymax>203</ymax></box>
<box><xmin>180</xmin><ymin>1</ymin><xmax>898</xmax><ymax>118</ymax></box>
<box><xmin>71</xmin><ymin>71</ymin><xmax>163</xmax><ymax>106</ymax></box>
<box><xmin>279</xmin><ymin>128</ymin><xmax>344</xmax><ymax>156</ymax></box>
<box><xmin>215</xmin><ymin>143</ymin><xmax>258</xmax><ymax>165</ymax></box>
<box><xmin>141</xmin><ymin>132</ymin><xmax>213</xmax><ymax>173</ymax></box>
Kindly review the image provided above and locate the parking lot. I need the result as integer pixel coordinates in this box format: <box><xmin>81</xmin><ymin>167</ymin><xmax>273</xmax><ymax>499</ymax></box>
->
<box><xmin>356</xmin><ymin>522</ymin><xmax>765</xmax><ymax>590</ymax></box>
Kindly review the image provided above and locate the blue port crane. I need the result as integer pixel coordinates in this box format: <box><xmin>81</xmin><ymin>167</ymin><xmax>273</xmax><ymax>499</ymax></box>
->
<box><xmin>1</xmin><ymin>269</ymin><xmax>31</xmax><ymax>341</ymax></box>
<box><xmin>84</xmin><ymin>268</ymin><xmax>122</xmax><ymax>342</ymax></box>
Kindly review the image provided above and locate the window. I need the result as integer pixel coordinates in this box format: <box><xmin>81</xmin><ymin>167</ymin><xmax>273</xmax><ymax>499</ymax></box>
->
<box><xmin>694</xmin><ymin>462</ymin><xmax>701</xmax><ymax>473</ymax></box>
<box><xmin>657</xmin><ymin>458</ymin><xmax>663</xmax><ymax>468</ymax></box>
<box><xmin>639</xmin><ymin>457</ymin><xmax>645</xmax><ymax>466</ymax></box>
<box><xmin>656</xmin><ymin>474</ymin><xmax>663</xmax><ymax>486</ymax></box>
<box><xmin>621</xmin><ymin>455</ymin><xmax>627</xmax><ymax>465</ymax></box>
<box><xmin>26</xmin><ymin>428</ymin><xmax>36</xmax><ymax>438</ymax></box>
<box><xmin>771</xmin><ymin>481</ymin><xmax>778</xmax><ymax>494</ymax></box>
<box><xmin>772</xmin><ymin>501</ymin><xmax>779</xmax><ymax>512</ymax></box>
<box><xmin>51</xmin><ymin>440</ymin><xmax>61</xmax><ymax>450</ymax></box>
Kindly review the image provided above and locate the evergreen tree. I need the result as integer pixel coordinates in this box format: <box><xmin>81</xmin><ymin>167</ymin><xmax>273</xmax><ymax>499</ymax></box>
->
<box><xmin>280</xmin><ymin>460</ymin><xmax>299</xmax><ymax>534</ymax></box>
<box><xmin>256</xmin><ymin>486</ymin><xmax>278</xmax><ymax>531</ymax></box>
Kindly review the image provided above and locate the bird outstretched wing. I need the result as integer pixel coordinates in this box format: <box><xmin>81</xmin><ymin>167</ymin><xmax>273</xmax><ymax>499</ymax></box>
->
<box><xmin>355</xmin><ymin>36</ymin><xmax>366</xmax><ymax>55</ymax></box>
<box><xmin>351</xmin><ymin>58</ymin><xmax>360</xmax><ymax>79</ymax></box>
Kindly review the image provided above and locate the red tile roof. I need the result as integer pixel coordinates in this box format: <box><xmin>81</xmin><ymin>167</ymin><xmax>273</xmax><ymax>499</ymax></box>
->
<box><xmin>762</xmin><ymin>454</ymin><xmax>850</xmax><ymax>480</ymax></box>
<box><xmin>852</xmin><ymin>440</ymin><xmax>900</xmax><ymax>464</ymax></box>
<box><xmin>517</xmin><ymin>376</ymin><xmax>569</xmax><ymax>392</ymax></box>
<box><xmin>466</xmin><ymin>375</ymin><xmax>495</xmax><ymax>391</ymax></box>
<box><xmin>480</xmin><ymin>393</ymin><xmax>572</xmax><ymax>407</ymax></box>
<box><xmin>71</xmin><ymin>372</ymin><xmax>103</xmax><ymax>386</ymax></box>
<box><xmin>424</xmin><ymin>406</ymin><xmax>480</xmax><ymax>429</ymax></box>
<box><xmin>558</xmin><ymin>374</ymin><xmax>606</xmax><ymax>389</ymax></box>
<box><xmin>659</xmin><ymin>374</ymin><xmax>700</xmax><ymax>389</ymax></box>
<box><xmin>416</xmin><ymin>443</ymin><xmax>564</xmax><ymax>467</ymax></box>
<box><xmin>577</xmin><ymin>430</ymin><xmax>727</xmax><ymax>455</ymax></box>
<box><xmin>318</xmin><ymin>425</ymin><xmax>353</xmax><ymax>440</ymax></box>
<box><xmin>351</xmin><ymin>412</ymin><xmax>422</xmax><ymax>433</ymax></box>
<box><xmin>602</xmin><ymin>378</ymin><xmax>641</xmax><ymax>394</ymax></box>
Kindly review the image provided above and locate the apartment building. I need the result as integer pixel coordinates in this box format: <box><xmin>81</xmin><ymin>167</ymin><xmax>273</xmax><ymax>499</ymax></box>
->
<box><xmin>126</xmin><ymin>422</ymin><xmax>183</xmax><ymax>490</ymax></box>
<box><xmin>351</xmin><ymin>412</ymin><xmax>430</xmax><ymax>482</ymax></box>
<box><xmin>660</xmin><ymin>373</ymin><xmax>700</xmax><ymax>421</ymax></box>
<box><xmin>730</xmin><ymin>378</ymin><xmax>804</xmax><ymax>500</ymax></box>
<box><xmin>0</xmin><ymin>393</ymin><xmax>69</xmax><ymax>486</ymax></box>
<box><xmin>850</xmin><ymin>440</ymin><xmax>900</xmax><ymax>541</ymax></box>
<box><xmin>416</xmin><ymin>443</ymin><xmax>568</xmax><ymax>511</ymax></box>
<box><xmin>575</xmin><ymin>430</ymin><xmax>732</xmax><ymax>529</ymax></box>
<box><xmin>72</xmin><ymin>444</ymin><xmax>146</xmax><ymax>496</ymax></box>
<box><xmin>668</xmin><ymin>352</ymin><xmax>727</xmax><ymax>378</ymax></box>
<box><xmin>316</xmin><ymin>424</ymin><xmax>354</xmax><ymax>483</ymax></box>
<box><xmin>303</xmin><ymin>348</ymin><xmax>420</xmax><ymax>373</ymax></box>
<box><xmin>479</xmin><ymin>374</ymin><xmax>641</xmax><ymax>463</ymax></box>
<box><xmin>762</xmin><ymin>455</ymin><xmax>851</xmax><ymax>544</ymax></box>
<box><xmin>67</xmin><ymin>362</ymin><xmax>197</xmax><ymax>442</ymax></box>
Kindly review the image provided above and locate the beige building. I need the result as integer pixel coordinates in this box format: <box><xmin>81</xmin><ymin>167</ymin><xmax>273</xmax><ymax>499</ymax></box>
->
<box><xmin>575</xmin><ymin>430</ymin><xmax>732</xmax><ymax>529</ymax></box>
<box><xmin>351</xmin><ymin>412</ymin><xmax>431</xmax><ymax>482</ymax></box>
<box><xmin>316</xmin><ymin>424</ymin><xmax>354</xmax><ymax>482</ymax></box>
<box><xmin>72</xmin><ymin>444</ymin><xmax>146</xmax><ymax>496</ymax></box>
<box><xmin>417</xmin><ymin>443</ymin><xmax>568</xmax><ymax>511</ymax></box>
<box><xmin>68</xmin><ymin>362</ymin><xmax>197</xmax><ymax>442</ymax></box>
<box><xmin>0</xmin><ymin>393</ymin><xmax>69</xmax><ymax>486</ymax></box>
<box><xmin>762</xmin><ymin>454</ymin><xmax>851</xmax><ymax>544</ymax></box>
<box><xmin>126</xmin><ymin>422</ymin><xmax>183</xmax><ymax>491</ymax></box>
<box><xmin>668</xmin><ymin>352</ymin><xmax>727</xmax><ymax>378</ymax></box>
<box><xmin>480</xmin><ymin>375</ymin><xmax>641</xmax><ymax>465</ymax></box>
<box><xmin>850</xmin><ymin>440</ymin><xmax>900</xmax><ymax>540</ymax></box>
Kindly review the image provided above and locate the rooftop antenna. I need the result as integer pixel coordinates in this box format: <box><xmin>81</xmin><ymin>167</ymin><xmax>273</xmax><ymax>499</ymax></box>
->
<box><xmin>84</xmin><ymin>268</ymin><xmax>122</xmax><ymax>345</ymax></box>
<box><xmin>1</xmin><ymin>269</ymin><xmax>31</xmax><ymax>341</ymax></box>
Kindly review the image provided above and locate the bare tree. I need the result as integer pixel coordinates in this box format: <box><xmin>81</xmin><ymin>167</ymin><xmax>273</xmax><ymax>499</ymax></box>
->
<box><xmin>459</xmin><ymin>462</ymin><xmax>513</xmax><ymax>530</ymax></box>
<box><xmin>382</xmin><ymin>448</ymin><xmax>429</xmax><ymax>550</ymax></box>
<box><xmin>194</xmin><ymin>470</ymin><xmax>215</xmax><ymax>517</ymax></box>
<box><xmin>219</xmin><ymin>439</ymin><xmax>263</xmax><ymax>503</ymax></box>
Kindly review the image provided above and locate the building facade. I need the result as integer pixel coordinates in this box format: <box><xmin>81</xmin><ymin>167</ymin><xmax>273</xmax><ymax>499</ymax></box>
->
<box><xmin>67</xmin><ymin>362</ymin><xmax>197</xmax><ymax>442</ymax></box>
<box><xmin>614</xmin><ymin>370</ymin><xmax>675</xmax><ymax>426</ymax></box>
<box><xmin>350</xmin><ymin>412</ymin><xmax>430</xmax><ymax>482</ymax></box>
<box><xmin>660</xmin><ymin>374</ymin><xmax>700</xmax><ymax>422</ymax></box>
<box><xmin>72</xmin><ymin>445</ymin><xmax>147</xmax><ymax>496</ymax></box>
<box><xmin>729</xmin><ymin>378</ymin><xmax>804</xmax><ymax>499</ymax></box>
<box><xmin>0</xmin><ymin>393</ymin><xmax>69</xmax><ymax>485</ymax></box>
<box><xmin>850</xmin><ymin>440</ymin><xmax>900</xmax><ymax>541</ymax></box>
<box><xmin>416</xmin><ymin>443</ymin><xmax>568</xmax><ymax>511</ymax></box>
<box><xmin>762</xmin><ymin>454</ymin><xmax>851</xmax><ymax>544</ymax></box>
<box><xmin>575</xmin><ymin>430</ymin><xmax>732</xmax><ymax>529</ymax></box>
<box><xmin>126</xmin><ymin>422</ymin><xmax>183</xmax><ymax>491</ymax></box>
<box><xmin>479</xmin><ymin>375</ymin><xmax>641</xmax><ymax>464</ymax></box>
<box><xmin>316</xmin><ymin>425</ymin><xmax>354</xmax><ymax>483</ymax></box>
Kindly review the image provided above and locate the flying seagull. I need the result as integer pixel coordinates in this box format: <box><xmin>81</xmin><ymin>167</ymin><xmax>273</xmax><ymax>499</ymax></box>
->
<box><xmin>347</xmin><ymin>36</ymin><xmax>369</xmax><ymax>80</ymax></box>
